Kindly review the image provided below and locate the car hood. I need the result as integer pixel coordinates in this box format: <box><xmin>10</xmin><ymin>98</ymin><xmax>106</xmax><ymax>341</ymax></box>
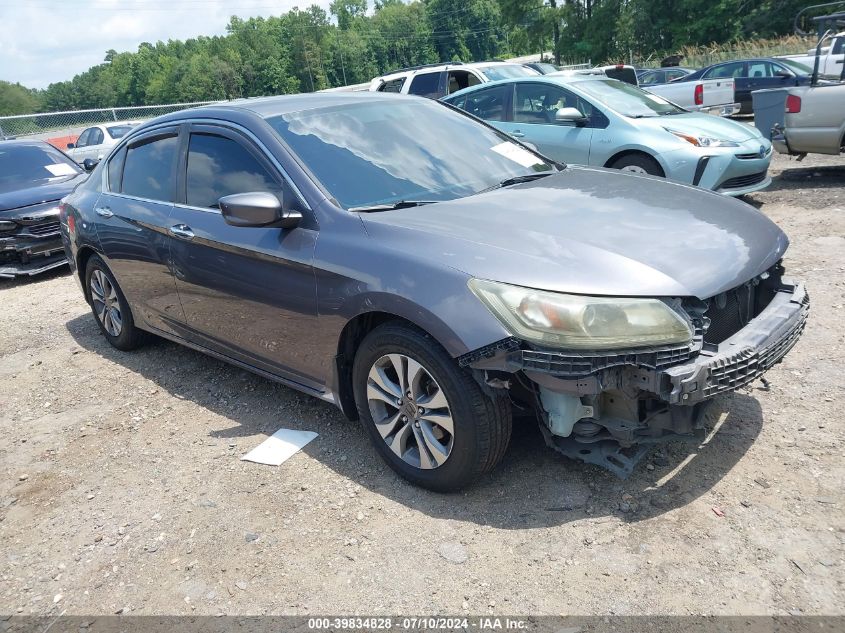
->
<box><xmin>361</xmin><ymin>166</ymin><xmax>787</xmax><ymax>300</ymax></box>
<box><xmin>0</xmin><ymin>174</ymin><xmax>87</xmax><ymax>213</ymax></box>
<box><xmin>636</xmin><ymin>112</ymin><xmax>762</xmax><ymax>143</ymax></box>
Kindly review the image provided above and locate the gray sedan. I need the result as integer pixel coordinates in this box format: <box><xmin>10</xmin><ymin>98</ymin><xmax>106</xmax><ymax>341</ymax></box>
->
<box><xmin>61</xmin><ymin>93</ymin><xmax>807</xmax><ymax>490</ymax></box>
<box><xmin>443</xmin><ymin>75</ymin><xmax>773</xmax><ymax>196</ymax></box>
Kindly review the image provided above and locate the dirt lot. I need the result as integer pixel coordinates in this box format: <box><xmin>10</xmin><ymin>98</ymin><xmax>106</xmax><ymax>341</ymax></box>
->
<box><xmin>1</xmin><ymin>151</ymin><xmax>843</xmax><ymax>617</ymax></box>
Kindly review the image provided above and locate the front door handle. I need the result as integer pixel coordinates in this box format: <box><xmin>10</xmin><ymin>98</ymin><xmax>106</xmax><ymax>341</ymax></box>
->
<box><xmin>169</xmin><ymin>224</ymin><xmax>195</xmax><ymax>240</ymax></box>
<box><xmin>94</xmin><ymin>206</ymin><xmax>113</xmax><ymax>218</ymax></box>
<box><xmin>511</xmin><ymin>131</ymin><xmax>525</xmax><ymax>138</ymax></box>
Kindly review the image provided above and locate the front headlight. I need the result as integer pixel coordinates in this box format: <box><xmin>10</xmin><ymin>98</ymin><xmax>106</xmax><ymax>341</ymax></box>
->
<box><xmin>468</xmin><ymin>279</ymin><xmax>693</xmax><ymax>350</ymax></box>
<box><xmin>665</xmin><ymin>128</ymin><xmax>739</xmax><ymax>148</ymax></box>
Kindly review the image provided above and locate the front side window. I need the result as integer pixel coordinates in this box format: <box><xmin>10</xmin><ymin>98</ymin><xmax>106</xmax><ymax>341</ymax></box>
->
<box><xmin>120</xmin><ymin>133</ymin><xmax>178</xmax><ymax>202</ymax></box>
<box><xmin>186</xmin><ymin>133</ymin><xmax>279</xmax><ymax>209</ymax></box>
<box><xmin>638</xmin><ymin>71</ymin><xmax>662</xmax><ymax>85</ymax></box>
<box><xmin>408</xmin><ymin>72</ymin><xmax>442</xmax><ymax>98</ymax></box>
<box><xmin>748</xmin><ymin>61</ymin><xmax>775</xmax><ymax>78</ymax></box>
<box><xmin>268</xmin><ymin>99</ymin><xmax>554</xmax><ymax>209</ymax></box>
<box><xmin>76</xmin><ymin>129</ymin><xmax>92</xmax><ymax>148</ymax></box>
<box><xmin>514</xmin><ymin>82</ymin><xmax>604</xmax><ymax>126</ymax></box>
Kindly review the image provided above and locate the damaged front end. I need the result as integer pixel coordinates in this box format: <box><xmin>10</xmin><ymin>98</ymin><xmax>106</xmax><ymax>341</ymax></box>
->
<box><xmin>0</xmin><ymin>202</ymin><xmax>68</xmax><ymax>279</ymax></box>
<box><xmin>461</xmin><ymin>265</ymin><xmax>809</xmax><ymax>477</ymax></box>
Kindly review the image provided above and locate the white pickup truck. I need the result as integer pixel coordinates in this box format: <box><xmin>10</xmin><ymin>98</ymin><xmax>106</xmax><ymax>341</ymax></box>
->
<box><xmin>644</xmin><ymin>78</ymin><xmax>739</xmax><ymax>116</ymax></box>
<box><xmin>777</xmin><ymin>32</ymin><xmax>845</xmax><ymax>79</ymax></box>
<box><xmin>553</xmin><ymin>64</ymin><xmax>739</xmax><ymax>116</ymax></box>
<box><xmin>773</xmin><ymin>82</ymin><xmax>845</xmax><ymax>156</ymax></box>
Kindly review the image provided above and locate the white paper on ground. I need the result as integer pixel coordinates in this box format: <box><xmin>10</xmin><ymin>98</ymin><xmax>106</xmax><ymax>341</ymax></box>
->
<box><xmin>240</xmin><ymin>428</ymin><xmax>318</xmax><ymax>466</ymax></box>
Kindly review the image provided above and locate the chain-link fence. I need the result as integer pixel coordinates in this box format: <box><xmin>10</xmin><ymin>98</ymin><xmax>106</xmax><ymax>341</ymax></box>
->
<box><xmin>0</xmin><ymin>101</ymin><xmax>220</xmax><ymax>149</ymax></box>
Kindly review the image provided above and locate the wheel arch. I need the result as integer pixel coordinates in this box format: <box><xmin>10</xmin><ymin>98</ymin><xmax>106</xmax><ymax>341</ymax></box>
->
<box><xmin>332</xmin><ymin>310</ymin><xmax>457</xmax><ymax>421</ymax></box>
<box><xmin>603</xmin><ymin>149</ymin><xmax>666</xmax><ymax>176</ymax></box>
<box><xmin>76</xmin><ymin>245</ymin><xmax>101</xmax><ymax>300</ymax></box>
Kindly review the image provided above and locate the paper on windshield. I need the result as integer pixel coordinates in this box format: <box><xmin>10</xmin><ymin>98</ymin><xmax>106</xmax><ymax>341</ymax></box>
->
<box><xmin>491</xmin><ymin>142</ymin><xmax>543</xmax><ymax>168</ymax></box>
<box><xmin>45</xmin><ymin>163</ymin><xmax>77</xmax><ymax>177</ymax></box>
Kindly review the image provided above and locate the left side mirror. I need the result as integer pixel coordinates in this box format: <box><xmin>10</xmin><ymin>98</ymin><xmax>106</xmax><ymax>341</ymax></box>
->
<box><xmin>555</xmin><ymin>107</ymin><xmax>589</xmax><ymax>126</ymax></box>
<box><xmin>219</xmin><ymin>191</ymin><xmax>301</xmax><ymax>229</ymax></box>
<box><xmin>82</xmin><ymin>158</ymin><xmax>99</xmax><ymax>172</ymax></box>
<box><xmin>774</xmin><ymin>69</ymin><xmax>792</xmax><ymax>78</ymax></box>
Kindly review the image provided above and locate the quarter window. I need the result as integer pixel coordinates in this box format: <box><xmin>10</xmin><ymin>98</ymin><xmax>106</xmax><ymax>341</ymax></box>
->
<box><xmin>378</xmin><ymin>77</ymin><xmax>405</xmax><ymax>93</ymax></box>
<box><xmin>120</xmin><ymin>133</ymin><xmax>178</xmax><ymax>202</ymax></box>
<box><xmin>186</xmin><ymin>133</ymin><xmax>279</xmax><ymax>209</ymax></box>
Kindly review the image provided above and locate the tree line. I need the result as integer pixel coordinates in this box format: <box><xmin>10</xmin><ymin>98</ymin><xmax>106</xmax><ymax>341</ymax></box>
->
<box><xmin>0</xmin><ymin>0</ymin><xmax>812</xmax><ymax>115</ymax></box>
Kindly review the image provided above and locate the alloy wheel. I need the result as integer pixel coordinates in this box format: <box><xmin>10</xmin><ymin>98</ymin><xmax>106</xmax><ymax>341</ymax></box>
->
<box><xmin>620</xmin><ymin>165</ymin><xmax>648</xmax><ymax>175</ymax></box>
<box><xmin>366</xmin><ymin>353</ymin><xmax>454</xmax><ymax>469</ymax></box>
<box><xmin>90</xmin><ymin>269</ymin><xmax>123</xmax><ymax>337</ymax></box>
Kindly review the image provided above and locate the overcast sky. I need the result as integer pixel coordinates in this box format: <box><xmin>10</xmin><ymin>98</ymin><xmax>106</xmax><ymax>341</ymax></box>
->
<box><xmin>0</xmin><ymin>0</ymin><xmax>328</xmax><ymax>89</ymax></box>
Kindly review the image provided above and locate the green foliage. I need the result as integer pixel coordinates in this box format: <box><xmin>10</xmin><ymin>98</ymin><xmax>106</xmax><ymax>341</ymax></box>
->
<box><xmin>0</xmin><ymin>81</ymin><xmax>41</xmax><ymax>116</ymax></box>
<box><xmin>3</xmin><ymin>0</ymin><xmax>820</xmax><ymax>113</ymax></box>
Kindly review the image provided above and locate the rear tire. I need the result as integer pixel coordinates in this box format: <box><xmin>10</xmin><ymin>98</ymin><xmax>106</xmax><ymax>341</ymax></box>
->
<box><xmin>609</xmin><ymin>153</ymin><xmax>664</xmax><ymax>177</ymax></box>
<box><xmin>84</xmin><ymin>254</ymin><xmax>147</xmax><ymax>351</ymax></box>
<box><xmin>352</xmin><ymin>322</ymin><xmax>511</xmax><ymax>492</ymax></box>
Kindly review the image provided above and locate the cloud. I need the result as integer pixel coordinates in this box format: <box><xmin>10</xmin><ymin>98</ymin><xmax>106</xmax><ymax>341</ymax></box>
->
<box><xmin>0</xmin><ymin>0</ymin><xmax>328</xmax><ymax>89</ymax></box>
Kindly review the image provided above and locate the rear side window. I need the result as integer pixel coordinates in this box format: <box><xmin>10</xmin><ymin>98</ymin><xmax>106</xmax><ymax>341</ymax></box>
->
<box><xmin>120</xmin><ymin>133</ymin><xmax>178</xmax><ymax>202</ymax></box>
<box><xmin>90</xmin><ymin>128</ymin><xmax>105</xmax><ymax>145</ymax></box>
<box><xmin>461</xmin><ymin>85</ymin><xmax>508</xmax><ymax>121</ymax></box>
<box><xmin>408</xmin><ymin>72</ymin><xmax>442</xmax><ymax>98</ymax></box>
<box><xmin>705</xmin><ymin>62</ymin><xmax>745</xmax><ymax>79</ymax></box>
<box><xmin>378</xmin><ymin>78</ymin><xmax>405</xmax><ymax>93</ymax></box>
<box><xmin>186</xmin><ymin>133</ymin><xmax>279</xmax><ymax>209</ymax></box>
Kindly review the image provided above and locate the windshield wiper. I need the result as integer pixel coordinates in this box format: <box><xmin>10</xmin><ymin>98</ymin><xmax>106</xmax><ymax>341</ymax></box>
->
<box><xmin>478</xmin><ymin>172</ymin><xmax>555</xmax><ymax>194</ymax></box>
<box><xmin>348</xmin><ymin>200</ymin><xmax>440</xmax><ymax>212</ymax></box>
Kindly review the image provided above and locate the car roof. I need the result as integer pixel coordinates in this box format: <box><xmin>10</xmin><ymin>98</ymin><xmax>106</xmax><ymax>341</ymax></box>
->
<box><xmin>374</xmin><ymin>60</ymin><xmax>521</xmax><ymax>81</ymax></box>
<box><xmin>170</xmin><ymin>91</ymin><xmax>427</xmax><ymax>120</ymax></box>
<box><xmin>442</xmin><ymin>74</ymin><xmax>610</xmax><ymax>101</ymax></box>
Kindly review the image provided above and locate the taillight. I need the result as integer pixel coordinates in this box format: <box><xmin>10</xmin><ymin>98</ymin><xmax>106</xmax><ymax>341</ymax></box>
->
<box><xmin>786</xmin><ymin>95</ymin><xmax>802</xmax><ymax>113</ymax></box>
<box><xmin>59</xmin><ymin>202</ymin><xmax>75</xmax><ymax>234</ymax></box>
<box><xmin>694</xmin><ymin>83</ymin><xmax>703</xmax><ymax>106</ymax></box>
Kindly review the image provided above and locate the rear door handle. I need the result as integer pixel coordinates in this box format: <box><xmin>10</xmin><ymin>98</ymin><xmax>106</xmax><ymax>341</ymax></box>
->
<box><xmin>511</xmin><ymin>131</ymin><xmax>525</xmax><ymax>138</ymax></box>
<box><xmin>94</xmin><ymin>206</ymin><xmax>113</xmax><ymax>218</ymax></box>
<box><xmin>169</xmin><ymin>224</ymin><xmax>195</xmax><ymax>240</ymax></box>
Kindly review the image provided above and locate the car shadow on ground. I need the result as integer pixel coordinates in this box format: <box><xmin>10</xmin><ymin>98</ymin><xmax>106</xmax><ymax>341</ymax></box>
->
<box><xmin>65</xmin><ymin>312</ymin><xmax>764</xmax><ymax>529</ymax></box>
<box><xmin>768</xmin><ymin>164</ymin><xmax>845</xmax><ymax>192</ymax></box>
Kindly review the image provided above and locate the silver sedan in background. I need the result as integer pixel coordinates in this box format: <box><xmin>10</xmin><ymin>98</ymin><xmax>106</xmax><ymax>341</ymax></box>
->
<box><xmin>443</xmin><ymin>75</ymin><xmax>773</xmax><ymax>196</ymax></box>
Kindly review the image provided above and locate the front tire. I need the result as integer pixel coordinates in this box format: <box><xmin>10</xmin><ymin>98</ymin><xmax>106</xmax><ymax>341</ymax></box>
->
<box><xmin>84</xmin><ymin>254</ymin><xmax>147</xmax><ymax>351</ymax></box>
<box><xmin>352</xmin><ymin>322</ymin><xmax>511</xmax><ymax>492</ymax></box>
<box><xmin>610</xmin><ymin>153</ymin><xmax>664</xmax><ymax>177</ymax></box>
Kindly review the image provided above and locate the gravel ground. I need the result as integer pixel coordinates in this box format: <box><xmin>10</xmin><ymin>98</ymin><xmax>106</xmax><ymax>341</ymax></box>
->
<box><xmin>0</xmin><ymin>151</ymin><xmax>843</xmax><ymax>617</ymax></box>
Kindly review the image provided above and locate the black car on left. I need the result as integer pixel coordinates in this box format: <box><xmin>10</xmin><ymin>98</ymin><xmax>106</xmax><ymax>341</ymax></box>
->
<box><xmin>675</xmin><ymin>57</ymin><xmax>816</xmax><ymax>114</ymax></box>
<box><xmin>0</xmin><ymin>140</ymin><xmax>87</xmax><ymax>279</ymax></box>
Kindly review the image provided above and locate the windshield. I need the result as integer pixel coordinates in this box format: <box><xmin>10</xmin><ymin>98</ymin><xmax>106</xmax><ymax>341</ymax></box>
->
<box><xmin>779</xmin><ymin>59</ymin><xmax>813</xmax><ymax>75</ymax></box>
<box><xmin>0</xmin><ymin>143</ymin><xmax>81</xmax><ymax>192</ymax></box>
<box><xmin>107</xmin><ymin>125</ymin><xmax>134</xmax><ymax>139</ymax></box>
<box><xmin>481</xmin><ymin>64</ymin><xmax>539</xmax><ymax>81</ymax></box>
<box><xmin>572</xmin><ymin>79</ymin><xmax>685</xmax><ymax>117</ymax></box>
<box><xmin>268</xmin><ymin>99</ymin><xmax>554</xmax><ymax>209</ymax></box>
